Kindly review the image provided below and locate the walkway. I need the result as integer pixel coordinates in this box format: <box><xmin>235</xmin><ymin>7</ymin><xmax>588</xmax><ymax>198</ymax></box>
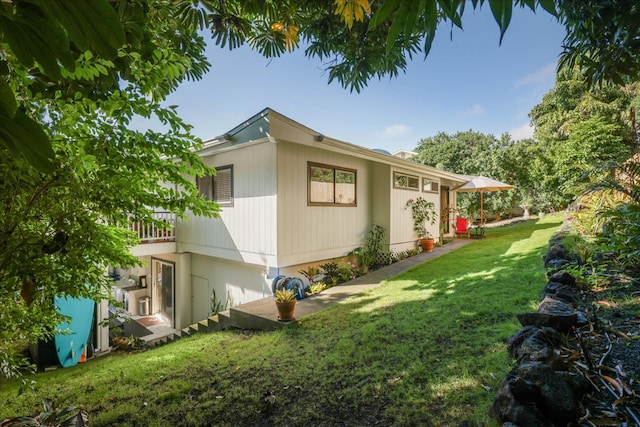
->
<box><xmin>230</xmin><ymin>237</ymin><xmax>475</xmax><ymax>330</ymax></box>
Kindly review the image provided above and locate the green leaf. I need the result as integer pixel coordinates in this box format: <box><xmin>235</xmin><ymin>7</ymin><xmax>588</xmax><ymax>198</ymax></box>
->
<box><xmin>423</xmin><ymin>0</ymin><xmax>438</xmax><ymax>55</ymax></box>
<box><xmin>0</xmin><ymin>80</ymin><xmax>17</xmax><ymax>118</ymax></box>
<box><xmin>489</xmin><ymin>0</ymin><xmax>513</xmax><ymax>44</ymax></box>
<box><xmin>0</xmin><ymin>110</ymin><xmax>54</xmax><ymax>173</ymax></box>
<box><xmin>386</xmin><ymin>1</ymin><xmax>410</xmax><ymax>52</ymax></box>
<box><xmin>403</xmin><ymin>0</ymin><xmax>420</xmax><ymax>44</ymax></box>
<box><xmin>438</xmin><ymin>0</ymin><xmax>463</xmax><ymax>29</ymax></box>
<box><xmin>37</xmin><ymin>0</ymin><xmax>126</xmax><ymax>59</ymax></box>
<box><xmin>0</xmin><ymin>16</ymin><xmax>51</xmax><ymax>80</ymax></box>
<box><xmin>369</xmin><ymin>0</ymin><xmax>400</xmax><ymax>29</ymax></box>
<box><xmin>537</xmin><ymin>0</ymin><xmax>557</xmax><ymax>17</ymax></box>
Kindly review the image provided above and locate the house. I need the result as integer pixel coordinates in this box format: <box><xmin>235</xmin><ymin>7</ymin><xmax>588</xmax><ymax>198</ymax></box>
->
<box><xmin>392</xmin><ymin>149</ymin><xmax>417</xmax><ymax>160</ymax></box>
<box><xmin>97</xmin><ymin>108</ymin><xmax>467</xmax><ymax>348</ymax></box>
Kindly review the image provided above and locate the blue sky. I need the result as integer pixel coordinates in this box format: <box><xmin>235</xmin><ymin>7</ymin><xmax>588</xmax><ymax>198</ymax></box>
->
<box><xmin>157</xmin><ymin>6</ymin><xmax>566</xmax><ymax>154</ymax></box>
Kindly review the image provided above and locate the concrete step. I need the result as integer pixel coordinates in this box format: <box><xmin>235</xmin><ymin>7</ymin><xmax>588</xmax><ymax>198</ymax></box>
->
<box><xmin>230</xmin><ymin>298</ymin><xmax>291</xmax><ymax>331</ymax></box>
<box><xmin>197</xmin><ymin>319</ymin><xmax>210</xmax><ymax>332</ymax></box>
<box><xmin>217</xmin><ymin>310</ymin><xmax>232</xmax><ymax>329</ymax></box>
<box><xmin>206</xmin><ymin>315</ymin><xmax>221</xmax><ymax>331</ymax></box>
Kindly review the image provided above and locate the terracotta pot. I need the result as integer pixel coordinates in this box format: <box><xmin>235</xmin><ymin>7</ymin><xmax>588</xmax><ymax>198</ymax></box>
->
<box><xmin>419</xmin><ymin>238</ymin><xmax>435</xmax><ymax>253</ymax></box>
<box><xmin>276</xmin><ymin>300</ymin><xmax>296</xmax><ymax>321</ymax></box>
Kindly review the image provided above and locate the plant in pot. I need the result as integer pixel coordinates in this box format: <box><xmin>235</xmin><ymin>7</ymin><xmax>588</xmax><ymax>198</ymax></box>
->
<box><xmin>274</xmin><ymin>288</ymin><xmax>296</xmax><ymax>321</ymax></box>
<box><xmin>405</xmin><ymin>197</ymin><xmax>438</xmax><ymax>252</ymax></box>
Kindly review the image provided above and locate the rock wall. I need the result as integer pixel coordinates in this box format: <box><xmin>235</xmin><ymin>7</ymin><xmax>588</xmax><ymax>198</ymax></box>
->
<box><xmin>490</xmin><ymin>233</ymin><xmax>591</xmax><ymax>426</ymax></box>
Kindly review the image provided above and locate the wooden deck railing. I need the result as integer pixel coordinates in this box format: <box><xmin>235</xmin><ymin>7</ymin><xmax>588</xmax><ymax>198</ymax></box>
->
<box><xmin>131</xmin><ymin>212</ymin><xmax>176</xmax><ymax>243</ymax></box>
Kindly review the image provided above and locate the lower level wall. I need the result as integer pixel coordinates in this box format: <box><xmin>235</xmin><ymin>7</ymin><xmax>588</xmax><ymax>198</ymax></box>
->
<box><xmin>190</xmin><ymin>255</ymin><xmax>270</xmax><ymax>322</ymax></box>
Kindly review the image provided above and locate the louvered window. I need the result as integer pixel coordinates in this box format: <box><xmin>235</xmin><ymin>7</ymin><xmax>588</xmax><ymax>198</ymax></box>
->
<box><xmin>197</xmin><ymin>165</ymin><xmax>233</xmax><ymax>206</ymax></box>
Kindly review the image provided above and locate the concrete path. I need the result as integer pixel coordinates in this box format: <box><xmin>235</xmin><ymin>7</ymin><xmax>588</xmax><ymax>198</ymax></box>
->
<box><xmin>229</xmin><ymin>237</ymin><xmax>475</xmax><ymax>330</ymax></box>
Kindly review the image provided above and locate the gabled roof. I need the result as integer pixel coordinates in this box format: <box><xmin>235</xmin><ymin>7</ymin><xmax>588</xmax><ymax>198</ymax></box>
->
<box><xmin>201</xmin><ymin>108</ymin><xmax>467</xmax><ymax>184</ymax></box>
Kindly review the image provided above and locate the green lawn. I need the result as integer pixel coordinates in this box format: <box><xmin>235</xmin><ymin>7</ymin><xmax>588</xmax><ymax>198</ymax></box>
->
<box><xmin>0</xmin><ymin>215</ymin><xmax>563</xmax><ymax>426</ymax></box>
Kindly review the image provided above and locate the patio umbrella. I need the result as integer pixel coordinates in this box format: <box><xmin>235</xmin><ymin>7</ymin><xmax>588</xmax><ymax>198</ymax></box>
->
<box><xmin>454</xmin><ymin>176</ymin><xmax>515</xmax><ymax>222</ymax></box>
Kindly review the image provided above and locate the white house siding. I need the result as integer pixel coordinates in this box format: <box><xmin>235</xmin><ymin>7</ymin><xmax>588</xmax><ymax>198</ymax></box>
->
<box><xmin>369</xmin><ymin>162</ymin><xmax>391</xmax><ymax>247</ymax></box>
<box><xmin>191</xmin><ymin>254</ymin><xmax>270</xmax><ymax>308</ymax></box>
<box><xmin>177</xmin><ymin>140</ymin><xmax>278</xmax><ymax>267</ymax></box>
<box><xmin>389</xmin><ymin>168</ymin><xmax>441</xmax><ymax>252</ymax></box>
<box><xmin>275</xmin><ymin>140</ymin><xmax>370</xmax><ymax>267</ymax></box>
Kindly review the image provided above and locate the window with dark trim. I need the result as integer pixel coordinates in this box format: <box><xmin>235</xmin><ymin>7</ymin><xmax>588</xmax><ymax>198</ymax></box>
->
<box><xmin>308</xmin><ymin>162</ymin><xmax>357</xmax><ymax>206</ymax></box>
<box><xmin>197</xmin><ymin>165</ymin><xmax>234</xmax><ymax>206</ymax></box>
<box><xmin>422</xmin><ymin>177</ymin><xmax>439</xmax><ymax>193</ymax></box>
<box><xmin>393</xmin><ymin>172</ymin><xmax>419</xmax><ymax>190</ymax></box>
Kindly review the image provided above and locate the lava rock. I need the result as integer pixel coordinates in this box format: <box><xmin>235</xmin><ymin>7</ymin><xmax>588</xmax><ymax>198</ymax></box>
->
<box><xmin>516</xmin><ymin>312</ymin><xmax>578</xmax><ymax>333</ymax></box>
<box><xmin>544</xmin><ymin>258</ymin><xmax>569</xmax><ymax>271</ymax></box>
<box><xmin>513</xmin><ymin>362</ymin><xmax>579</xmax><ymax>424</ymax></box>
<box><xmin>542</xmin><ymin>282</ymin><xmax>578</xmax><ymax>303</ymax></box>
<box><xmin>547</xmin><ymin>271</ymin><xmax>576</xmax><ymax>288</ymax></box>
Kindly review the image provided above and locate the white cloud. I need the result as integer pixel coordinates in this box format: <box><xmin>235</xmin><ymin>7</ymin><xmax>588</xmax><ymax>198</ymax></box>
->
<box><xmin>457</xmin><ymin>104</ymin><xmax>485</xmax><ymax>118</ymax></box>
<box><xmin>514</xmin><ymin>63</ymin><xmax>556</xmax><ymax>87</ymax></box>
<box><xmin>381</xmin><ymin>124</ymin><xmax>412</xmax><ymax>138</ymax></box>
<box><xmin>509</xmin><ymin>122</ymin><xmax>534</xmax><ymax>140</ymax></box>
<box><xmin>468</xmin><ymin>104</ymin><xmax>485</xmax><ymax>116</ymax></box>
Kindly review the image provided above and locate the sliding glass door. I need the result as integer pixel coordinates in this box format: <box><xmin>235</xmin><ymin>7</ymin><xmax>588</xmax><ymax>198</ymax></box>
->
<box><xmin>151</xmin><ymin>258</ymin><xmax>174</xmax><ymax>325</ymax></box>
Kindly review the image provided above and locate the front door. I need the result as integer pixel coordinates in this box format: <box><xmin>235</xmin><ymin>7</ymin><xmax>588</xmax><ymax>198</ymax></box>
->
<box><xmin>441</xmin><ymin>186</ymin><xmax>451</xmax><ymax>234</ymax></box>
<box><xmin>152</xmin><ymin>258</ymin><xmax>175</xmax><ymax>325</ymax></box>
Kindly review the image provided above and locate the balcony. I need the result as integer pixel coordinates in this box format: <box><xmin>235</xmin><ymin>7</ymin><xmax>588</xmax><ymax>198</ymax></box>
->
<box><xmin>132</xmin><ymin>212</ymin><xmax>176</xmax><ymax>244</ymax></box>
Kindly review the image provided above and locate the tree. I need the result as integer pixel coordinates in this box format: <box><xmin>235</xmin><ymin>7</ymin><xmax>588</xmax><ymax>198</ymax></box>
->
<box><xmin>199</xmin><ymin>0</ymin><xmax>640</xmax><ymax>92</ymax></box>
<box><xmin>2</xmin><ymin>0</ymin><xmax>639</xmax><ymax>382</ymax></box>
<box><xmin>414</xmin><ymin>130</ymin><xmax>518</xmax><ymax>218</ymax></box>
<box><xmin>0</xmin><ymin>2</ymin><xmax>218</xmax><ymax>382</ymax></box>
<box><xmin>4</xmin><ymin>0</ymin><xmax>640</xmax><ymax>173</ymax></box>
<box><xmin>558</xmin><ymin>0</ymin><xmax>640</xmax><ymax>87</ymax></box>
<box><xmin>1</xmin><ymin>0</ymin><xmax>209</xmax><ymax>172</ymax></box>
<box><xmin>529</xmin><ymin>69</ymin><xmax>636</xmax><ymax>206</ymax></box>
<box><xmin>414</xmin><ymin>130</ymin><xmax>500</xmax><ymax>176</ymax></box>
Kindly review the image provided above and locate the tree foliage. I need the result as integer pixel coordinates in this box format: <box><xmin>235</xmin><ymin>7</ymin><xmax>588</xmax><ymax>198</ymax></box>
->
<box><xmin>2</xmin><ymin>0</ymin><xmax>640</xmax><ymax>382</ymax></box>
<box><xmin>1</xmin><ymin>1</ymin><xmax>218</xmax><ymax>381</ymax></box>
<box><xmin>529</xmin><ymin>69</ymin><xmax>636</xmax><ymax>205</ymax></box>
<box><xmin>558</xmin><ymin>0</ymin><xmax>640</xmax><ymax>87</ymax></box>
<box><xmin>0</xmin><ymin>0</ymin><xmax>210</xmax><ymax>172</ymax></box>
<box><xmin>414</xmin><ymin>130</ymin><xmax>517</xmax><ymax>218</ymax></box>
<box><xmin>198</xmin><ymin>0</ymin><xmax>640</xmax><ymax>94</ymax></box>
<box><xmin>4</xmin><ymin>0</ymin><xmax>640</xmax><ymax>173</ymax></box>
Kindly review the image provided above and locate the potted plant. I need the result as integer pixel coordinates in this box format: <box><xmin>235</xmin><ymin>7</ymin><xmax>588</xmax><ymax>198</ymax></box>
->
<box><xmin>405</xmin><ymin>197</ymin><xmax>438</xmax><ymax>252</ymax></box>
<box><xmin>274</xmin><ymin>288</ymin><xmax>296</xmax><ymax>321</ymax></box>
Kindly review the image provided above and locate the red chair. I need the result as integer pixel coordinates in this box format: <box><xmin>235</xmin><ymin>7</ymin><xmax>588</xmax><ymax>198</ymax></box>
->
<box><xmin>455</xmin><ymin>218</ymin><xmax>470</xmax><ymax>238</ymax></box>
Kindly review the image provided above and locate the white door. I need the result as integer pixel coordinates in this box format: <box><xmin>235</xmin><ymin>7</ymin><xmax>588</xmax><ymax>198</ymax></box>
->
<box><xmin>191</xmin><ymin>275</ymin><xmax>212</xmax><ymax>324</ymax></box>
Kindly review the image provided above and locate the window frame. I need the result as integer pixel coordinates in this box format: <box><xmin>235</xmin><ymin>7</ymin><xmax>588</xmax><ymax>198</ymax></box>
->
<box><xmin>422</xmin><ymin>177</ymin><xmax>440</xmax><ymax>193</ymax></box>
<box><xmin>307</xmin><ymin>162</ymin><xmax>357</xmax><ymax>207</ymax></box>
<box><xmin>196</xmin><ymin>164</ymin><xmax>234</xmax><ymax>207</ymax></box>
<box><xmin>393</xmin><ymin>172</ymin><xmax>420</xmax><ymax>191</ymax></box>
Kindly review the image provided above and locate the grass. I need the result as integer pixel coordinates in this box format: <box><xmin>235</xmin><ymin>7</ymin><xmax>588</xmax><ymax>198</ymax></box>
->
<box><xmin>0</xmin><ymin>215</ymin><xmax>564</xmax><ymax>426</ymax></box>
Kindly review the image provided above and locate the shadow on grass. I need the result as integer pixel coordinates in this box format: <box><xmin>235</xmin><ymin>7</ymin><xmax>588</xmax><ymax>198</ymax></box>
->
<box><xmin>281</xmin><ymin>216</ymin><xmax>564</xmax><ymax>425</ymax></box>
<box><xmin>0</xmin><ymin>217</ymin><xmax>564</xmax><ymax>427</ymax></box>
